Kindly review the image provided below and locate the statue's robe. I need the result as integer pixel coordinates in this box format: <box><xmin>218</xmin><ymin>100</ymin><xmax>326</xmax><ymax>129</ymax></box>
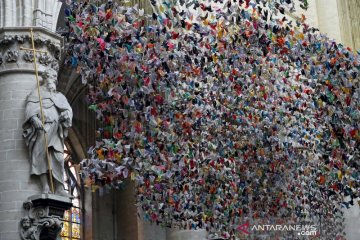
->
<box><xmin>23</xmin><ymin>87</ymin><xmax>73</xmax><ymax>184</ymax></box>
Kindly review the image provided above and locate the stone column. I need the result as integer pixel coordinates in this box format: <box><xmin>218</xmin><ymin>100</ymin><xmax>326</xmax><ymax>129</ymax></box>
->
<box><xmin>0</xmin><ymin>27</ymin><xmax>61</xmax><ymax>240</ymax></box>
<box><xmin>315</xmin><ymin>0</ymin><xmax>341</xmax><ymax>43</ymax></box>
<box><xmin>343</xmin><ymin>202</ymin><xmax>360</xmax><ymax>240</ymax></box>
<box><xmin>337</xmin><ymin>0</ymin><xmax>360</xmax><ymax>50</ymax></box>
<box><xmin>166</xmin><ymin>229</ymin><xmax>208</xmax><ymax>240</ymax></box>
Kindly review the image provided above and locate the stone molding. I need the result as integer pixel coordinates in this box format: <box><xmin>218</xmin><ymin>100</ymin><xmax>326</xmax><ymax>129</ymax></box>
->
<box><xmin>5</xmin><ymin>49</ymin><xmax>19</xmax><ymax>62</ymax></box>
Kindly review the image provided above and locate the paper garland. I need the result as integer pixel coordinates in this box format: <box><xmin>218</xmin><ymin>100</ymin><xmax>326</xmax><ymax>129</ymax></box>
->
<box><xmin>63</xmin><ymin>0</ymin><xmax>359</xmax><ymax>238</ymax></box>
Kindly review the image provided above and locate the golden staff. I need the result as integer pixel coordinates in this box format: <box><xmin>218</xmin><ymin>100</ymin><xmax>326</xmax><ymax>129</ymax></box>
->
<box><xmin>20</xmin><ymin>28</ymin><xmax>55</xmax><ymax>194</ymax></box>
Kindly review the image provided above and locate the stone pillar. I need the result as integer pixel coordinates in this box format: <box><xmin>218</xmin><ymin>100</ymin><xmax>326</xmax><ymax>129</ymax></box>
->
<box><xmin>0</xmin><ymin>27</ymin><xmax>61</xmax><ymax>240</ymax></box>
<box><xmin>337</xmin><ymin>0</ymin><xmax>360</xmax><ymax>50</ymax></box>
<box><xmin>343</xmin><ymin>202</ymin><xmax>360</xmax><ymax>240</ymax></box>
<box><xmin>137</xmin><ymin>220</ymin><xmax>166</xmax><ymax>240</ymax></box>
<box><xmin>166</xmin><ymin>229</ymin><xmax>208</xmax><ymax>240</ymax></box>
<box><xmin>315</xmin><ymin>0</ymin><xmax>341</xmax><ymax>42</ymax></box>
<box><xmin>92</xmin><ymin>181</ymin><xmax>141</xmax><ymax>240</ymax></box>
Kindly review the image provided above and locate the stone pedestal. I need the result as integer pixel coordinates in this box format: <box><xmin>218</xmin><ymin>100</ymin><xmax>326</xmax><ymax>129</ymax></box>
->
<box><xmin>20</xmin><ymin>194</ymin><xmax>72</xmax><ymax>240</ymax></box>
<box><xmin>0</xmin><ymin>27</ymin><xmax>62</xmax><ymax>240</ymax></box>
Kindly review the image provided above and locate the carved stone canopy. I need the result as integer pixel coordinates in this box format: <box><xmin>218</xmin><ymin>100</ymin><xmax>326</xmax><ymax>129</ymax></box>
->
<box><xmin>20</xmin><ymin>194</ymin><xmax>73</xmax><ymax>240</ymax></box>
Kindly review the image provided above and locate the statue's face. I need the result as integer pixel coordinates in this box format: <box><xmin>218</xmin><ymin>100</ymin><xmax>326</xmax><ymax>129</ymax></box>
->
<box><xmin>22</xmin><ymin>219</ymin><xmax>31</xmax><ymax>229</ymax></box>
<box><xmin>42</xmin><ymin>70</ymin><xmax>58</xmax><ymax>92</ymax></box>
<box><xmin>46</xmin><ymin>77</ymin><xmax>57</xmax><ymax>92</ymax></box>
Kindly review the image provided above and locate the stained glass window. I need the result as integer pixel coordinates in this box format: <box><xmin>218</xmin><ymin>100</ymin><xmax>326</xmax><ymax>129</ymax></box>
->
<box><xmin>61</xmin><ymin>146</ymin><xmax>81</xmax><ymax>240</ymax></box>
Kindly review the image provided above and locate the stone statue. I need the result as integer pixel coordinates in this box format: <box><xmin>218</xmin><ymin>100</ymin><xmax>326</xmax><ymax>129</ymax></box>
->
<box><xmin>23</xmin><ymin>68</ymin><xmax>73</xmax><ymax>196</ymax></box>
<box><xmin>20</xmin><ymin>217</ymin><xmax>36</xmax><ymax>240</ymax></box>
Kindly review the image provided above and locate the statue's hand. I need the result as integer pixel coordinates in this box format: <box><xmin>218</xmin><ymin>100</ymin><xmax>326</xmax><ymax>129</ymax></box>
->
<box><xmin>60</xmin><ymin>111</ymin><xmax>68</xmax><ymax>122</ymax></box>
<box><xmin>31</xmin><ymin>116</ymin><xmax>43</xmax><ymax>130</ymax></box>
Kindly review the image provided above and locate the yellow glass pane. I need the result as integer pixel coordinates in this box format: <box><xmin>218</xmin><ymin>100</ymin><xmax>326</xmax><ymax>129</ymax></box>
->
<box><xmin>72</xmin><ymin>223</ymin><xmax>81</xmax><ymax>238</ymax></box>
<box><xmin>61</xmin><ymin>221</ymin><xmax>70</xmax><ymax>237</ymax></box>
<box><xmin>61</xmin><ymin>238</ymin><xmax>70</xmax><ymax>240</ymax></box>
<box><xmin>63</xmin><ymin>210</ymin><xmax>70</xmax><ymax>221</ymax></box>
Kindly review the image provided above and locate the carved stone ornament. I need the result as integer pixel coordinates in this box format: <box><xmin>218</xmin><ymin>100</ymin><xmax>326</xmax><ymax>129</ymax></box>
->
<box><xmin>6</xmin><ymin>50</ymin><xmax>19</xmax><ymax>62</ymax></box>
<box><xmin>23</xmin><ymin>51</ymin><xmax>35</xmax><ymax>62</ymax></box>
<box><xmin>0</xmin><ymin>34</ymin><xmax>60</xmax><ymax>60</ymax></box>
<box><xmin>20</xmin><ymin>194</ymin><xmax>72</xmax><ymax>240</ymax></box>
<box><xmin>0</xmin><ymin>34</ymin><xmax>28</xmax><ymax>45</ymax></box>
<box><xmin>38</xmin><ymin>53</ymin><xmax>52</xmax><ymax>65</ymax></box>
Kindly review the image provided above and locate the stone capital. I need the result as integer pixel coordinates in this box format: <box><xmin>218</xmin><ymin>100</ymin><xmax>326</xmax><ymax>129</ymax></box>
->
<box><xmin>0</xmin><ymin>27</ymin><xmax>63</xmax><ymax>76</ymax></box>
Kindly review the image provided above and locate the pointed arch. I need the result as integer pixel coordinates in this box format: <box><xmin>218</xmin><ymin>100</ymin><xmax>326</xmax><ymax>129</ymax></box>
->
<box><xmin>50</xmin><ymin>0</ymin><xmax>62</xmax><ymax>32</ymax></box>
